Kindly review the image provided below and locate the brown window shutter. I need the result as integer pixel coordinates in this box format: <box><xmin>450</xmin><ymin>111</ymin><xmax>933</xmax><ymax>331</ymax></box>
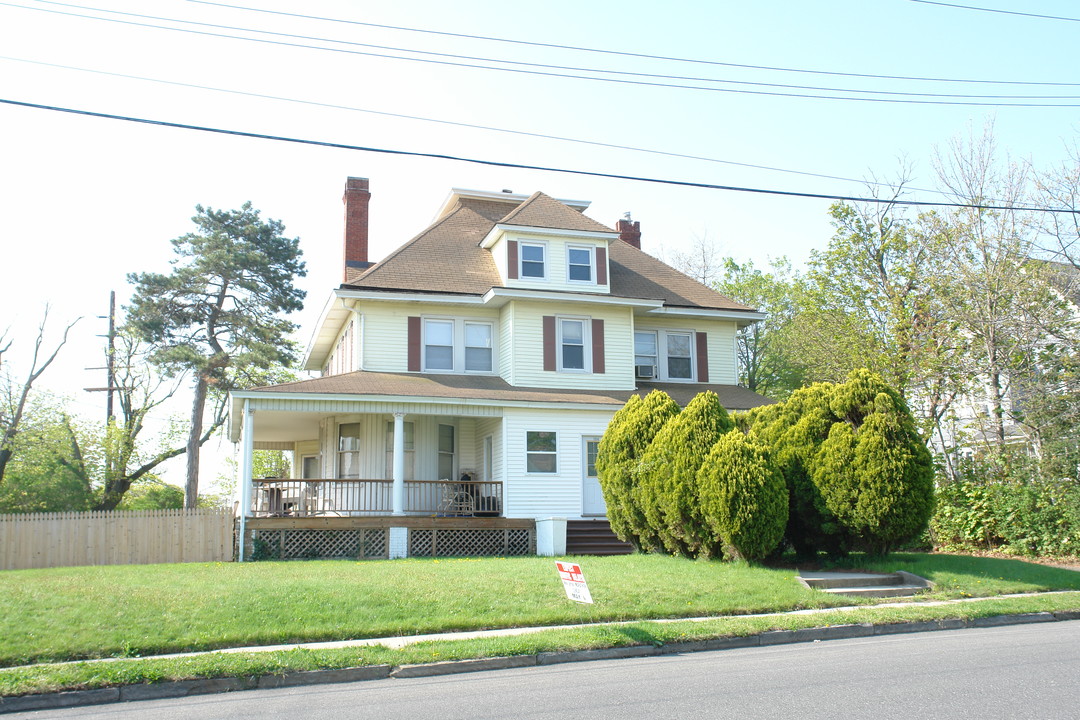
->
<box><xmin>596</xmin><ymin>246</ymin><xmax>607</xmax><ymax>285</ymax></box>
<box><xmin>695</xmin><ymin>331</ymin><xmax>709</xmax><ymax>382</ymax></box>
<box><xmin>543</xmin><ymin>316</ymin><xmax>556</xmax><ymax>371</ymax></box>
<box><xmin>408</xmin><ymin>316</ymin><xmax>421</xmax><ymax>371</ymax></box>
<box><xmin>507</xmin><ymin>240</ymin><xmax>519</xmax><ymax>280</ymax></box>
<box><xmin>591</xmin><ymin>319</ymin><xmax>605</xmax><ymax>374</ymax></box>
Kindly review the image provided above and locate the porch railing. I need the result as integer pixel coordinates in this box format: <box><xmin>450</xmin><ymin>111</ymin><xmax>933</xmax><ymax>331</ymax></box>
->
<box><xmin>250</xmin><ymin>478</ymin><xmax>503</xmax><ymax>518</ymax></box>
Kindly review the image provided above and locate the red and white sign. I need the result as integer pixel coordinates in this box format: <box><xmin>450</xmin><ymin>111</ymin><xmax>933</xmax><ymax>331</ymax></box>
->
<box><xmin>556</xmin><ymin>561</ymin><xmax>593</xmax><ymax>604</ymax></box>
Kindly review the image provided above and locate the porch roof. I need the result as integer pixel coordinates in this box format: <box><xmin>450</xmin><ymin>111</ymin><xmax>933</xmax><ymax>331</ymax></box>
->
<box><xmin>229</xmin><ymin>371</ymin><xmax>775</xmax><ymax>441</ymax></box>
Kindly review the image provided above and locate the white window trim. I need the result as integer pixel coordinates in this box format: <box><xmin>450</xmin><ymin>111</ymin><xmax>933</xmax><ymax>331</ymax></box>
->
<box><xmin>637</xmin><ymin>327</ymin><xmax>697</xmax><ymax>382</ymax></box>
<box><xmin>421</xmin><ymin>316</ymin><xmax>497</xmax><ymax>375</ymax></box>
<box><xmin>634</xmin><ymin>329</ymin><xmax>659</xmax><ymax>380</ymax></box>
<box><xmin>556</xmin><ymin>315</ymin><xmax>592</xmax><ymax>373</ymax></box>
<box><xmin>518</xmin><ymin>241</ymin><xmax>548</xmax><ymax>280</ymax></box>
<box><xmin>525</xmin><ymin>430</ymin><xmax>558</xmax><ymax>475</ymax></box>
<box><xmin>566</xmin><ymin>244</ymin><xmax>595</xmax><ymax>285</ymax></box>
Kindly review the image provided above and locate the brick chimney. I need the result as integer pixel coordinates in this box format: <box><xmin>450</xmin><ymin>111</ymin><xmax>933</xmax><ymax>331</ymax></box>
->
<box><xmin>616</xmin><ymin>215</ymin><xmax>641</xmax><ymax>250</ymax></box>
<box><xmin>343</xmin><ymin>177</ymin><xmax>373</xmax><ymax>280</ymax></box>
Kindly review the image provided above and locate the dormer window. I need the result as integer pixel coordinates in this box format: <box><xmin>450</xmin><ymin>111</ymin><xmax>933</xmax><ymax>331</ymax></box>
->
<box><xmin>520</xmin><ymin>242</ymin><xmax>546</xmax><ymax>278</ymax></box>
<box><xmin>567</xmin><ymin>246</ymin><xmax>593</xmax><ymax>283</ymax></box>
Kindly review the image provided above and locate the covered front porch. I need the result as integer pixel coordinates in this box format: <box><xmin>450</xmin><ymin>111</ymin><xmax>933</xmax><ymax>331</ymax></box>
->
<box><xmin>229</xmin><ymin>390</ymin><xmax>537</xmax><ymax>559</ymax></box>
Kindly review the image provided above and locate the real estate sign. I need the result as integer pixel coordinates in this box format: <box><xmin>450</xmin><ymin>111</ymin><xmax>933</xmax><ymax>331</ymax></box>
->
<box><xmin>556</xmin><ymin>561</ymin><xmax>593</xmax><ymax>604</ymax></box>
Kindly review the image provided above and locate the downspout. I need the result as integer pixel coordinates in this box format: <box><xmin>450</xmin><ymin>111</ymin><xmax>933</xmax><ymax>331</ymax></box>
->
<box><xmin>238</xmin><ymin>400</ymin><xmax>254</xmax><ymax>562</ymax></box>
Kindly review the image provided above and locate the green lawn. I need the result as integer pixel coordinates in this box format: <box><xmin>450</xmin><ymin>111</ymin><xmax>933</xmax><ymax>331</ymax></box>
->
<box><xmin>4</xmin><ymin>553</ymin><xmax>1080</xmax><ymax>670</ymax></box>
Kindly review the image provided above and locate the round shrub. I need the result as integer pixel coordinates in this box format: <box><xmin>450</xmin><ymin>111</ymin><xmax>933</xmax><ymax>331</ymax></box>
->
<box><xmin>698</xmin><ymin>431</ymin><xmax>788</xmax><ymax>561</ymax></box>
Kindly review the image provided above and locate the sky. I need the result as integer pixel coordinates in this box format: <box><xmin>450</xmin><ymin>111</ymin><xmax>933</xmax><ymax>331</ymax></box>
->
<box><xmin>1</xmin><ymin>0</ymin><xmax>1078</xmax><ymax>487</ymax></box>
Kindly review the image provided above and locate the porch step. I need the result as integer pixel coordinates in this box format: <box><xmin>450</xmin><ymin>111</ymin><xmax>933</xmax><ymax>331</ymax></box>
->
<box><xmin>565</xmin><ymin>520</ymin><xmax>635</xmax><ymax>556</ymax></box>
<box><xmin>797</xmin><ymin>570</ymin><xmax>934</xmax><ymax>599</ymax></box>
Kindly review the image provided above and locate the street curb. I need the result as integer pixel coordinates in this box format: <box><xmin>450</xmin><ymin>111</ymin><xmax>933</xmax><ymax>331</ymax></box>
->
<box><xmin>3</xmin><ymin>611</ymin><xmax>1079</xmax><ymax>714</ymax></box>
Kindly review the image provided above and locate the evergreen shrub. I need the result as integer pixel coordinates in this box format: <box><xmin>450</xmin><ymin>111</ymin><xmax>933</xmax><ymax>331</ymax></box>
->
<box><xmin>697</xmin><ymin>431</ymin><xmax>788</xmax><ymax>561</ymax></box>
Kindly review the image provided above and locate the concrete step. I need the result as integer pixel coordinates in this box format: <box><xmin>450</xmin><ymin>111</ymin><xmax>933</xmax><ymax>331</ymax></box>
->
<box><xmin>798</xmin><ymin>570</ymin><xmax>933</xmax><ymax>598</ymax></box>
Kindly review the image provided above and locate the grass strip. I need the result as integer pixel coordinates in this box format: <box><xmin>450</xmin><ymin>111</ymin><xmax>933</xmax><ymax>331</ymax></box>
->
<box><xmin>2</xmin><ymin>592</ymin><xmax>1077</xmax><ymax>699</ymax></box>
<box><xmin>4</xmin><ymin>553</ymin><xmax>1078</xmax><ymax>668</ymax></box>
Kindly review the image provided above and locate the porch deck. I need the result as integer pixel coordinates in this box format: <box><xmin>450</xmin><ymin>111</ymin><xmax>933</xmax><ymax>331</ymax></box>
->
<box><xmin>239</xmin><ymin>515</ymin><xmax>534</xmax><ymax>560</ymax></box>
<box><xmin>249</xmin><ymin>478</ymin><xmax>503</xmax><ymax>518</ymax></box>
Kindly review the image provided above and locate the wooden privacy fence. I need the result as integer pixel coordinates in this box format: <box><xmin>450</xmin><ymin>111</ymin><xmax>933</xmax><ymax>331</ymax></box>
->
<box><xmin>0</xmin><ymin>508</ymin><xmax>235</xmax><ymax>570</ymax></box>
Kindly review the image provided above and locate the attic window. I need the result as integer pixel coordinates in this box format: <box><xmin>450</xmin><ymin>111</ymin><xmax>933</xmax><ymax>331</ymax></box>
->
<box><xmin>567</xmin><ymin>246</ymin><xmax>593</xmax><ymax>283</ymax></box>
<box><xmin>520</xmin><ymin>242</ymin><xmax>546</xmax><ymax>279</ymax></box>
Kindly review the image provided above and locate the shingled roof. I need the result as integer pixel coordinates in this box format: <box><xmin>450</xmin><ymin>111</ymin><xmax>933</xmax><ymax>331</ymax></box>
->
<box><xmin>245</xmin><ymin>370</ymin><xmax>774</xmax><ymax>411</ymax></box>
<box><xmin>342</xmin><ymin>191</ymin><xmax>755</xmax><ymax>313</ymax></box>
<box><xmin>499</xmin><ymin>191</ymin><xmax>615</xmax><ymax>234</ymax></box>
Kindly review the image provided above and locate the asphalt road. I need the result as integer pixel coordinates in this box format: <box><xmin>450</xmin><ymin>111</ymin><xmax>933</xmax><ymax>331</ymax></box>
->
<box><xmin>11</xmin><ymin>621</ymin><xmax>1080</xmax><ymax>720</ymax></box>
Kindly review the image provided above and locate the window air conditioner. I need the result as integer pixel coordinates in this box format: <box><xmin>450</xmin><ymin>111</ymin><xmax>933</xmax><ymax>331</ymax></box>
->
<box><xmin>635</xmin><ymin>364</ymin><xmax>657</xmax><ymax>379</ymax></box>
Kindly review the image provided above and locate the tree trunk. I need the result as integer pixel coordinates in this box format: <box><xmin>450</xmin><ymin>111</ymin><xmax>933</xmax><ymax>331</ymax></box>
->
<box><xmin>185</xmin><ymin>371</ymin><xmax>210</xmax><ymax>509</ymax></box>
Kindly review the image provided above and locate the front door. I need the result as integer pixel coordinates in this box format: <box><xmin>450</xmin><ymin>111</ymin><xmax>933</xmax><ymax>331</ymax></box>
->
<box><xmin>582</xmin><ymin>436</ymin><xmax>606</xmax><ymax>516</ymax></box>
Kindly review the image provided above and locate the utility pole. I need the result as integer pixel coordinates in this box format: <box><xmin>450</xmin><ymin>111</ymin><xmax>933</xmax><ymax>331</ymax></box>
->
<box><xmin>84</xmin><ymin>291</ymin><xmax>118</xmax><ymax>424</ymax></box>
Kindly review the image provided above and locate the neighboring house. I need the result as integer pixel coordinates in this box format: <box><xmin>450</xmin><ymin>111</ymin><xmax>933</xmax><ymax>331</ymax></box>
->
<box><xmin>228</xmin><ymin>178</ymin><xmax>770</xmax><ymax>560</ymax></box>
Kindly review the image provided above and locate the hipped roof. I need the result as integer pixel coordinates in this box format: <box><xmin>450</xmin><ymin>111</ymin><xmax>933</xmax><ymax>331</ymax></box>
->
<box><xmin>343</xmin><ymin>192</ymin><xmax>755</xmax><ymax>313</ymax></box>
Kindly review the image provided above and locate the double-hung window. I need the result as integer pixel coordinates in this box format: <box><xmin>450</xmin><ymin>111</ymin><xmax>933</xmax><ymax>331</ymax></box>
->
<box><xmin>558</xmin><ymin>318</ymin><xmax>586</xmax><ymax>371</ymax></box>
<box><xmin>635</xmin><ymin>328</ymin><xmax>697</xmax><ymax>381</ymax></box>
<box><xmin>464</xmin><ymin>322</ymin><xmax>493</xmax><ymax>372</ymax></box>
<box><xmin>437</xmin><ymin>424</ymin><xmax>455</xmax><ymax>480</ymax></box>
<box><xmin>520</xmin><ymin>242</ymin><xmax>546</xmax><ymax>278</ymax></box>
<box><xmin>338</xmin><ymin>423</ymin><xmax>362</xmax><ymax>479</ymax></box>
<box><xmin>420</xmin><ymin>318</ymin><xmax>495</xmax><ymax>373</ymax></box>
<box><xmin>667</xmin><ymin>332</ymin><xmax>693</xmax><ymax>379</ymax></box>
<box><xmin>526</xmin><ymin>431</ymin><xmax>557</xmax><ymax>473</ymax></box>
<box><xmin>424</xmin><ymin>319</ymin><xmax>454</xmax><ymax>371</ymax></box>
<box><xmin>567</xmin><ymin>246</ymin><xmax>593</xmax><ymax>283</ymax></box>
<box><xmin>634</xmin><ymin>330</ymin><xmax>658</xmax><ymax>379</ymax></box>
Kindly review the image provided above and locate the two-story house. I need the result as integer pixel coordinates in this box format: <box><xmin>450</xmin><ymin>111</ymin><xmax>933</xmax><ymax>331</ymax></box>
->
<box><xmin>229</xmin><ymin>177</ymin><xmax>770</xmax><ymax>561</ymax></box>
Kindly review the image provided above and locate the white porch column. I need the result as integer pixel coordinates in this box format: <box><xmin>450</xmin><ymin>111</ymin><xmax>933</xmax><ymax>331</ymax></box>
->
<box><xmin>238</xmin><ymin>400</ymin><xmax>254</xmax><ymax>562</ymax></box>
<box><xmin>392</xmin><ymin>411</ymin><xmax>405</xmax><ymax>516</ymax></box>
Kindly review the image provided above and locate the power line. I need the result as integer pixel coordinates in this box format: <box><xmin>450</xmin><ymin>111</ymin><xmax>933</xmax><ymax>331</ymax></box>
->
<box><xmin>186</xmin><ymin>0</ymin><xmax>1080</xmax><ymax>87</ymax></box>
<box><xmin>2</xmin><ymin>96</ymin><xmax>1074</xmax><ymax>214</ymax></box>
<box><xmin>7</xmin><ymin>1</ymin><xmax>1080</xmax><ymax>106</ymax></box>
<box><xmin>0</xmin><ymin>54</ymin><xmax>950</xmax><ymax>196</ymax></box>
<box><xmin>907</xmin><ymin>0</ymin><xmax>1080</xmax><ymax>23</ymax></box>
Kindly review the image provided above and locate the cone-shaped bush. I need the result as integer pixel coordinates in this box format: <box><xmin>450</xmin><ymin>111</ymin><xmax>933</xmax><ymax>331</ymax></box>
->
<box><xmin>698</xmin><ymin>431</ymin><xmax>788</xmax><ymax>561</ymax></box>
<box><xmin>634</xmin><ymin>391</ymin><xmax>734</xmax><ymax>558</ymax></box>
<box><xmin>745</xmin><ymin>383</ymin><xmax>849</xmax><ymax>559</ymax></box>
<box><xmin>595</xmin><ymin>390</ymin><xmax>680</xmax><ymax>551</ymax></box>
<box><xmin>812</xmin><ymin>369</ymin><xmax>935</xmax><ymax>554</ymax></box>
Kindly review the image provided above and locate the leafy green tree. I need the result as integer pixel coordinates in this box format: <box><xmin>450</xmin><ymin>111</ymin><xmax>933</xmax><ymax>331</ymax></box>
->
<box><xmin>595</xmin><ymin>391</ymin><xmax>680</xmax><ymax>551</ymax></box>
<box><xmin>713</xmin><ymin>258</ymin><xmax>804</xmax><ymax>398</ymax></box>
<box><xmin>127</xmin><ymin>203</ymin><xmax>306</xmax><ymax>507</ymax></box>
<box><xmin>697</xmin><ymin>431</ymin><xmax>787</xmax><ymax>561</ymax></box>
<box><xmin>0</xmin><ymin>395</ymin><xmax>94</xmax><ymax>513</ymax></box>
<box><xmin>635</xmin><ymin>391</ymin><xmax>734</xmax><ymax>558</ymax></box>
<box><xmin>0</xmin><ymin>309</ymin><xmax>80</xmax><ymax>487</ymax></box>
<box><xmin>117</xmin><ymin>480</ymin><xmax>184</xmax><ymax>510</ymax></box>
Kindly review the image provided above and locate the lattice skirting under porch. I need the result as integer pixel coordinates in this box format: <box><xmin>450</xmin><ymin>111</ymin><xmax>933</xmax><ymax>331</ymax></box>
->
<box><xmin>409</xmin><ymin>527</ymin><xmax>535</xmax><ymax>557</ymax></box>
<box><xmin>246</xmin><ymin>528</ymin><xmax>389</xmax><ymax>561</ymax></box>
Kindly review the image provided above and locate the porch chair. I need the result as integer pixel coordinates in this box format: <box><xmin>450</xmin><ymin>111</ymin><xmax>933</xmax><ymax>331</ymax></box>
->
<box><xmin>438</xmin><ymin>479</ymin><xmax>475</xmax><ymax>516</ymax></box>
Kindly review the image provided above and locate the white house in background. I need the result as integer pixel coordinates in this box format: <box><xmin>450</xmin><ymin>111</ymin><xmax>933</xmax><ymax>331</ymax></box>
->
<box><xmin>228</xmin><ymin>177</ymin><xmax>771</xmax><ymax>561</ymax></box>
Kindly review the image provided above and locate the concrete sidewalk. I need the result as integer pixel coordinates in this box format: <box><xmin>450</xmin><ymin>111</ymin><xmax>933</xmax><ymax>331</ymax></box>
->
<box><xmin>2</xmin><ymin>591</ymin><xmax>1079</xmax><ymax>715</ymax></box>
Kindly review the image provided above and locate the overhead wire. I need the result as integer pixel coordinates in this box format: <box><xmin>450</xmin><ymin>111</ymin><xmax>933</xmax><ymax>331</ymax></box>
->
<box><xmin>906</xmin><ymin>0</ymin><xmax>1080</xmax><ymax>23</ymax></box>
<box><xmin>6</xmin><ymin>1</ymin><xmax>1080</xmax><ymax>105</ymax></box>
<box><xmin>0</xmin><ymin>54</ymin><xmax>951</xmax><ymax>196</ymax></box>
<box><xmin>186</xmin><ymin>0</ymin><xmax>1080</xmax><ymax>87</ymax></box>
<box><xmin>1</xmin><ymin>97</ymin><xmax>1074</xmax><ymax>214</ymax></box>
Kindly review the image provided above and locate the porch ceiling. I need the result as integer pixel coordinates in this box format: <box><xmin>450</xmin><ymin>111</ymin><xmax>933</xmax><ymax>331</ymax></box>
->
<box><xmin>251</xmin><ymin>410</ymin><xmax>323</xmax><ymax>444</ymax></box>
